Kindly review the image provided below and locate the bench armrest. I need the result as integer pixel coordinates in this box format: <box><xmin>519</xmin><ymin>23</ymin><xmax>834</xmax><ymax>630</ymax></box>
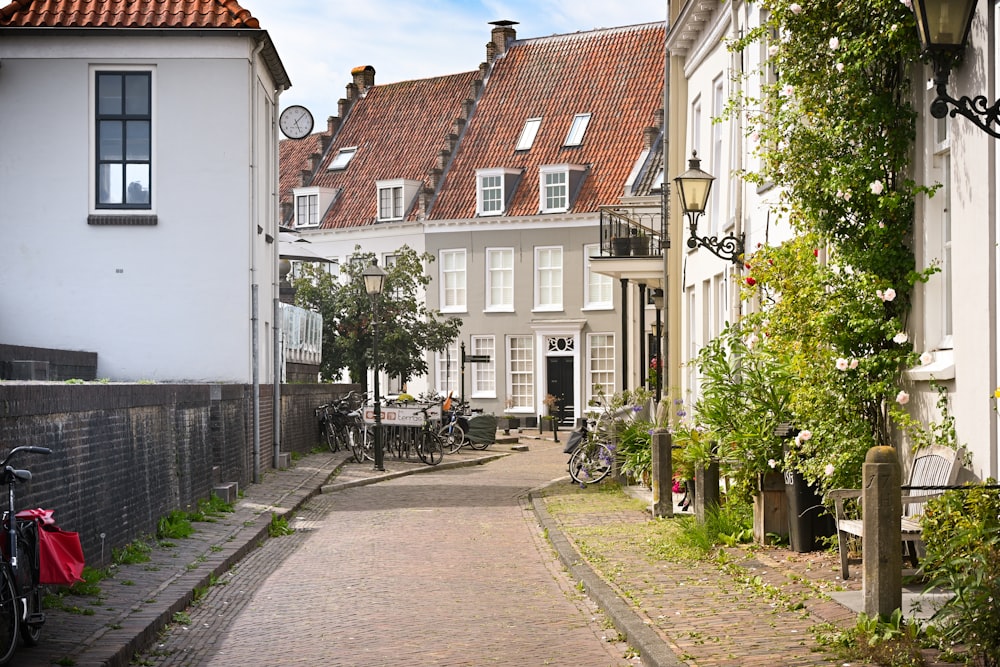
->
<box><xmin>825</xmin><ymin>488</ymin><xmax>861</xmax><ymax>521</ymax></box>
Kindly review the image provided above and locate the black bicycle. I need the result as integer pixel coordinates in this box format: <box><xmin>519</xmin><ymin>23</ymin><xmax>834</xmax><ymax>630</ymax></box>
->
<box><xmin>0</xmin><ymin>445</ymin><xmax>52</xmax><ymax>665</ymax></box>
<box><xmin>316</xmin><ymin>392</ymin><xmax>366</xmax><ymax>457</ymax></box>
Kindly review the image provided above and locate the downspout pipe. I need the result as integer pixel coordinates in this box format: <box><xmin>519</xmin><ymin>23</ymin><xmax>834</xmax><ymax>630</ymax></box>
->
<box><xmin>250</xmin><ymin>39</ymin><xmax>265</xmax><ymax>484</ymax></box>
<box><xmin>730</xmin><ymin>0</ymin><xmax>746</xmax><ymax>325</ymax></box>
<box><xmin>273</xmin><ymin>83</ymin><xmax>285</xmax><ymax>471</ymax></box>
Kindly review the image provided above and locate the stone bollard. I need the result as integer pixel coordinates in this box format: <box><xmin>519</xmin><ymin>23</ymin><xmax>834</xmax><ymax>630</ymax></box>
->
<box><xmin>694</xmin><ymin>457</ymin><xmax>720</xmax><ymax>524</ymax></box>
<box><xmin>651</xmin><ymin>429</ymin><xmax>673</xmax><ymax>518</ymax></box>
<box><xmin>863</xmin><ymin>446</ymin><xmax>902</xmax><ymax>618</ymax></box>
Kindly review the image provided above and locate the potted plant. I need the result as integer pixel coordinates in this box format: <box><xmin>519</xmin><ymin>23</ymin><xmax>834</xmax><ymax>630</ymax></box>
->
<box><xmin>629</xmin><ymin>227</ymin><xmax>651</xmax><ymax>256</ymax></box>
<box><xmin>611</xmin><ymin>235</ymin><xmax>631</xmax><ymax>257</ymax></box>
<box><xmin>540</xmin><ymin>393</ymin><xmax>559</xmax><ymax>432</ymax></box>
<box><xmin>500</xmin><ymin>398</ymin><xmax>519</xmax><ymax>434</ymax></box>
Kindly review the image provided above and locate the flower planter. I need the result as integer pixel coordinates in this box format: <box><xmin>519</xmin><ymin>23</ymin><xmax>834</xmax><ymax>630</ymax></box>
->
<box><xmin>611</xmin><ymin>237</ymin><xmax>631</xmax><ymax>256</ymax></box>
<box><xmin>499</xmin><ymin>416</ymin><xmax>519</xmax><ymax>434</ymax></box>
<box><xmin>630</xmin><ymin>235</ymin><xmax>651</xmax><ymax>256</ymax></box>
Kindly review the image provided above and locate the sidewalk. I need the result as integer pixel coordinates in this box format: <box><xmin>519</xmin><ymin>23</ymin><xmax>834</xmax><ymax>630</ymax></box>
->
<box><xmin>20</xmin><ymin>431</ymin><xmax>946</xmax><ymax>667</ymax></box>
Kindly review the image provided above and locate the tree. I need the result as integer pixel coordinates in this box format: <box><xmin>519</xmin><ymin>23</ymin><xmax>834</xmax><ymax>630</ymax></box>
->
<box><xmin>292</xmin><ymin>245</ymin><xmax>462</xmax><ymax>386</ymax></box>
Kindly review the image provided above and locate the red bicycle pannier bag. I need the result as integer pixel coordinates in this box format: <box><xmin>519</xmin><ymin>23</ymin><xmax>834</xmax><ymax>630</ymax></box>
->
<box><xmin>16</xmin><ymin>508</ymin><xmax>84</xmax><ymax>586</ymax></box>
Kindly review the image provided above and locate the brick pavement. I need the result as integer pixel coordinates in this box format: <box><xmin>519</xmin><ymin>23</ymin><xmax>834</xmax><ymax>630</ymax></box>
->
<box><xmin>9</xmin><ymin>431</ymin><xmax>953</xmax><ymax>667</ymax></box>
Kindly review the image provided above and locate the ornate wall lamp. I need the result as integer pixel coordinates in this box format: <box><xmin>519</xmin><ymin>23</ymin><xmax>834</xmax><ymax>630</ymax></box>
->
<box><xmin>913</xmin><ymin>0</ymin><xmax>999</xmax><ymax>136</ymax></box>
<box><xmin>674</xmin><ymin>151</ymin><xmax>744</xmax><ymax>264</ymax></box>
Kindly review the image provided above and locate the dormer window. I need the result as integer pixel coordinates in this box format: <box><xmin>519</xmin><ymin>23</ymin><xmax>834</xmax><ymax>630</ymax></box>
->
<box><xmin>538</xmin><ymin>164</ymin><xmax>587</xmax><ymax>213</ymax></box>
<box><xmin>375</xmin><ymin>178</ymin><xmax>422</xmax><ymax>222</ymax></box>
<box><xmin>563</xmin><ymin>113</ymin><xmax>591</xmax><ymax>146</ymax></box>
<box><xmin>292</xmin><ymin>186</ymin><xmax>339</xmax><ymax>228</ymax></box>
<box><xmin>328</xmin><ymin>147</ymin><xmax>357</xmax><ymax>170</ymax></box>
<box><xmin>515</xmin><ymin>117</ymin><xmax>541</xmax><ymax>151</ymax></box>
<box><xmin>476</xmin><ymin>168</ymin><xmax>522</xmax><ymax>217</ymax></box>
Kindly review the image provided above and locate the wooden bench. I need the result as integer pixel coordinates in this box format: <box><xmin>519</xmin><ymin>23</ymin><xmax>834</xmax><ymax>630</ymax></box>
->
<box><xmin>827</xmin><ymin>445</ymin><xmax>965</xmax><ymax>579</ymax></box>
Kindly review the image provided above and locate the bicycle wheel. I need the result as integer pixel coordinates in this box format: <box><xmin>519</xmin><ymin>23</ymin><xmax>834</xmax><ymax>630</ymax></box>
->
<box><xmin>418</xmin><ymin>430</ymin><xmax>444</xmax><ymax>466</ymax></box>
<box><xmin>323</xmin><ymin>420</ymin><xmax>338</xmax><ymax>452</ymax></box>
<box><xmin>0</xmin><ymin>566</ymin><xmax>20</xmax><ymax>665</ymax></box>
<box><xmin>19</xmin><ymin>587</ymin><xmax>42</xmax><ymax>646</ymax></box>
<box><xmin>354</xmin><ymin>424</ymin><xmax>375</xmax><ymax>462</ymax></box>
<box><xmin>438</xmin><ymin>424</ymin><xmax>465</xmax><ymax>454</ymax></box>
<box><xmin>569</xmin><ymin>443</ymin><xmax>613</xmax><ymax>484</ymax></box>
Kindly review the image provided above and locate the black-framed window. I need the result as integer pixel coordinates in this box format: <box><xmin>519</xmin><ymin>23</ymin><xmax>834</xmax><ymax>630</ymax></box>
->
<box><xmin>96</xmin><ymin>72</ymin><xmax>151</xmax><ymax>209</ymax></box>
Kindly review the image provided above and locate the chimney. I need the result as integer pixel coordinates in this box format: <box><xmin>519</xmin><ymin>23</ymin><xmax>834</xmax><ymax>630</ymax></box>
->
<box><xmin>327</xmin><ymin>116</ymin><xmax>339</xmax><ymax>135</ymax></box>
<box><xmin>351</xmin><ymin>65</ymin><xmax>376</xmax><ymax>91</ymax></box>
<box><xmin>338</xmin><ymin>98</ymin><xmax>350</xmax><ymax>118</ymax></box>
<box><xmin>299</xmin><ymin>169</ymin><xmax>312</xmax><ymax>186</ymax></box>
<box><xmin>488</xmin><ymin>20</ymin><xmax>518</xmax><ymax>59</ymax></box>
<box><xmin>461</xmin><ymin>98</ymin><xmax>475</xmax><ymax>118</ymax></box>
<box><xmin>643</xmin><ymin>126</ymin><xmax>658</xmax><ymax>149</ymax></box>
<box><xmin>436</xmin><ymin>149</ymin><xmax>450</xmax><ymax>172</ymax></box>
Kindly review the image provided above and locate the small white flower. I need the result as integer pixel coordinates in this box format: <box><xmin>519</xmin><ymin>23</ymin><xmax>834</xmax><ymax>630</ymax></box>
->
<box><xmin>799</xmin><ymin>430</ymin><xmax>812</xmax><ymax>441</ymax></box>
<box><xmin>878</xmin><ymin>221</ymin><xmax>886</xmax><ymax>228</ymax></box>
<box><xmin>836</xmin><ymin>357</ymin><xmax>849</xmax><ymax>371</ymax></box>
<box><xmin>829</xmin><ymin>36</ymin><xmax>840</xmax><ymax>50</ymax></box>
<box><xmin>768</xmin><ymin>458</ymin><xmax>778</xmax><ymax>469</ymax></box>
<box><xmin>825</xmin><ymin>463</ymin><xmax>836</xmax><ymax>476</ymax></box>
<box><xmin>883</xmin><ymin>287</ymin><xmax>897</xmax><ymax>302</ymax></box>
<box><xmin>920</xmin><ymin>351</ymin><xmax>934</xmax><ymax>366</ymax></box>
<box><xmin>769</xmin><ymin>44</ymin><xmax>780</xmax><ymax>57</ymax></box>
<box><xmin>896</xmin><ymin>390</ymin><xmax>910</xmax><ymax>405</ymax></box>
<box><xmin>849</xmin><ymin>358</ymin><xmax>859</xmax><ymax>369</ymax></box>
<box><xmin>835</xmin><ymin>62</ymin><xmax>845</xmax><ymax>73</ymax></box>
<box><xmin>893</xmin><ymin>332</ymin><xmax>909</xmax><ymax>344</ymax></box>
<box><xmin>900</xmin><ymin>0</ymin><xmax>912</xmax><ymax>8</ymax></box>
<box><xmin>870</xmin><ymin>180</ymin><xmax>884</xmax><ymax>195</ymax></box>
<box><xmin>783</xmin><ymin>84</ymin><xmax>795</xmax><ymax>97</ymax></box>
<box><xmin>790</xmin><ymin>3</ymin><xmax>802</xmax><ymax>14</ymax></box>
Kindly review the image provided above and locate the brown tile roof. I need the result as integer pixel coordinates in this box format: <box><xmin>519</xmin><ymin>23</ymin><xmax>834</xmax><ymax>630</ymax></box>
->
<box><xmin>279</xmin><ymin>130</ymin><xmax>332</xmax><ymax>222</ymax></box>
<box><xmin>430</xmin><ymin>22</ymin><xmax>666</xmax><ymax>220</ymax></box>
<box><xmin>0</xmin><ymin>0</ymin><xmax>260</xmax><ymax>28</ymax></box>
<box><xmin>309</xmin><ymin>71</ymin><xmax>480</xmax><ymax>229</ymax></box>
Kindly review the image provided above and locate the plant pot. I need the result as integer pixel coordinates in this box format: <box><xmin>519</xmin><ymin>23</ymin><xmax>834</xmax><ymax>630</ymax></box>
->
<box><xmin>630</xmin><ymin>235</ymin><xmax>651</xmax><ymax>256</ymax></box>
<box><xmin>611</xmin><ymin>237</ymin><xmax>631</xmax><ymax>256</ymax></box>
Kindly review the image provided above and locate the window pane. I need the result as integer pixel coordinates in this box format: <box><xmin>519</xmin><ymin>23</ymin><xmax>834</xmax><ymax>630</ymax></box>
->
<box><xmin>508</xmin><ymin>335</ymin><xmax>534</xmax><ymax>409</ymax></box>
<box><xmin>125</xmin><ymin>164</ymin><xmax>150</xmax><ymax>204</ymax></box>
<box><xmin>516</xmin><ymin>118</ymin><xmax>541</xmax><ymax>150</ymax></box>
<box><xmin>471</xmin><ymin>336</ymin><xmax>496</xmax><ymax>394</ymax></box>
<box><xmin>99</xmin><ymin>164</ymin><xmax>123</xmax><ymax>204</ymax></box>
<box><xmin>545</xmin><ymin>171</ymin><xmax>567</xmax><ymax>210</ymax></box>
<box><xmin>99</xmin><ymin>121</ymin><xmax>123</xmax><ymax>160</ymax></box>
<box><xmin>97</xmin><ymin>74</ymin><xmax>122</xmax><ymax>115</ymax></box>
<box><xmin>564</xmin><ymin>113</ymin><xmax>591</xmax><ymax>146</ymax></box>
<box><xmin>588</xmin><ymin>334</ymin><xmax>615</xmax><ymax>401</ymax></box>
<box><xmin>487</xmin><ymin>248</ymin><xmax>513</xmax><ymax>308</ymax></box>
<box><xmin>125</xmin><ymin>120</ymin><xmax>150</xmax><ymax>160</ymax></box>
<box><xmin>481</xmin><ymin>175</ymin><xmax>502</xmax><ymax>213</ymax></box>
<box><xmin>124</xmin><ymin>74</ymin><xmax>149</xmax><ymax>115</ymax></box>
<box><xmin>392</xmin><ymin>186</ymin><xmax>403</xmax><ymax>217</ymax></box>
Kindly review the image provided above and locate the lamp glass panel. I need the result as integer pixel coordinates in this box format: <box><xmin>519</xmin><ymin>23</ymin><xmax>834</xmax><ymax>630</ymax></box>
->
<box><xmin>916</xmin><ymin>0</ymin><xmax>977</xmax><ymax>48</ymax></box>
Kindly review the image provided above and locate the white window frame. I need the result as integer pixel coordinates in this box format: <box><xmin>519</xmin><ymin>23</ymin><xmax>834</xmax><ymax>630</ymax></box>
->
<box><xmin>485</xmin><ymin>247</ymin><xmax>515</xmax><ymax>312</ymax></box>
<box><xmin>564</xmin><ymin>113</ymin><xmax>591</xmax><ymax>146</ymax></box>
<box><xmin>587</xmin><ymin>333</ymin><xmax>615</xmax><ymax>405</ymax></box>
<box><xmin>583</xmin><ymin>243</ymin><xmax>613</xmax><ymax>310</ymax></box>
<box><xmin>534</xmin><ymin>246</ymin><xmax>563</xmax><ymax>311</ymax></box>
<box><xmin>540</xmin><ymin>167</ymin><xmax>568</xmax><ymax>213</ymax></box>
<box><xmin>295</xmin><ymin>193</ymin><xmax>319</xmax><ymax>227</ymax></box>
<box><xmin>711</xmin><ymin>75</ymin><xmax>725</xmax><ymax>235</ymax></box>
<box><xmin>328</xmin><ymin>146</ymin><xmax>357</xmax><ymax>170</ymax></box>
<box><xmin>377</xmin><ymin>183</ymin><xmax>404</xmax><ymax>221</ymax></box>
<box><xmin>516</xmin><ymin>117</ymin><xmax>542</xmax><ymax>151</ymax></box>
<box><xmin>91</xmin><ymin>66</ymin><xmax>155</xmax><ymax>214</ymax></box>
<box><xmin>506</xmin><ymin>335</ymin><xmax>534</xmax><ymax>412</ymax></box>
<box><xmin>470</xmin><ymin>335</ymin><xmax>496</xmax><ymax>398</ymax></box>
<box><xmin>436</xmin><ymin>343</ymin><xmax>460</xmax><ymax>395</ymax></box>
<box><xmin>475</xmin><ymin>167</ymin><xmax>521</xmax><ymax>217</ymax></box>
<box><xmin>440</xmin><ymin>249</ymin><xmax>467</xmax><ymax>313</ymax></box>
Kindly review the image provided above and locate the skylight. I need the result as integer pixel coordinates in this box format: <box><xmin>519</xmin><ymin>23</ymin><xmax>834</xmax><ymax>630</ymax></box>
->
<box><xmin>328</xmin><ymin>147</ymin><xmax>357</xmax><ymax>170</ymax></box>
<box><xmin>515</xmin><ymin>118</ymin><xmax>542</xmax><ymax>151</ymax></box>
<box><xmin>564</xmin><ymin>113</ymin><xmax>591</xmax><ymax>146</ymax></box>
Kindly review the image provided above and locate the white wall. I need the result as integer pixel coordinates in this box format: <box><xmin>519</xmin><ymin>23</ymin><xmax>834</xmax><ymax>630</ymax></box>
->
<box><xmin>0</xmin><ymin>34</ymin><xmax>280</xmax><ymax>382</ymax></box>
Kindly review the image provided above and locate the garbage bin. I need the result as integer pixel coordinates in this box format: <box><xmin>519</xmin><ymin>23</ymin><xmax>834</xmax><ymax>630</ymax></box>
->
<box><xmin>784</xmin><ymin>469</ymin><xmax>835</xmax><ymax>552</ymax></box>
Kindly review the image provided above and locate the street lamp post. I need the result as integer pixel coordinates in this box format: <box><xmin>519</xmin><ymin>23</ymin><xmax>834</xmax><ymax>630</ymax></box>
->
<box><xmin>911</xmin><ymin>0</ymin><xmax>1000</xmax><ymax>137</ymax></box>
<box><xmin>674</xmin><ymin>151</ymin><xmax>745</xmax><ymax>264</ymax></box>
<box><xmin>362</xmin><ymin>259</ymin><xmax>387</xmax><ymax>472</ymax></box>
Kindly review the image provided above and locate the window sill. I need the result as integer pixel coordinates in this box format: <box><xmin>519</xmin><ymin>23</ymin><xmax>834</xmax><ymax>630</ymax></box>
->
<box><xmin>904</xmin><ymin>349</ymin><xmax>955</xmax><ymax>382</ymax></box>
<box><xmin>531</xmin><ymin>306</ymin><xmax>563</xmax><ymax>313</ymax></box>
<box><xmin>484</xmin><ymin>306</ymin><xmax>515</xmax><ymax>313</ymax></box>
<box><xmin>470</xmin><ymin>392</ymin><xmax>496</xmax><ymax>399</ymax></box>
<box><xmin>582</xmin><ymin>304</ymin><xmax>613</xmax><ymax>311</ymax></box>
<box><xmin>88</xmin><ymin>214</ymin><xmax>158</xmax><ymax>226</ymax></box>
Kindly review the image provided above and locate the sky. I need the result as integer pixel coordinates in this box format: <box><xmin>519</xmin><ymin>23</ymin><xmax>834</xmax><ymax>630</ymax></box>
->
<box><xmin>249</xmin><ymin>0</ymin><xmax>667</xmax><ymax>129</ymax></box>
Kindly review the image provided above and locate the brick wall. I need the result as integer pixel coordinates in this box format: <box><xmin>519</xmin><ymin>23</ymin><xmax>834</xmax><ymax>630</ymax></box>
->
<box><xmin>0</xmin><ymin>382</ymin><xmax>355</xmax><ymax>568</ymax></box>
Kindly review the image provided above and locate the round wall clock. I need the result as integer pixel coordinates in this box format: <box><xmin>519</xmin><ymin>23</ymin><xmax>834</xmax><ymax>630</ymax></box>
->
<box><xmin>279</xmin><ymin>105</ymin><xmax>314</xmax><ymax>139</ymax></box>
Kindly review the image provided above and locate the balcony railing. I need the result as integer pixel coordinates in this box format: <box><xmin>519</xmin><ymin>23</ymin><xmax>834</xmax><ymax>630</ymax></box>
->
<box><xmin>598</xmin><ymin>198</ymin><xmax>666</xmax><ymax>258</ymax></box>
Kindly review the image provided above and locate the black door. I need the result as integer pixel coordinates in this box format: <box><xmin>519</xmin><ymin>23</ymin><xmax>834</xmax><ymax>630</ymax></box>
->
<box><xmin>546</xmin><ymin>357</ymin><xmax>575</xmax><ymax>426</ymax></box>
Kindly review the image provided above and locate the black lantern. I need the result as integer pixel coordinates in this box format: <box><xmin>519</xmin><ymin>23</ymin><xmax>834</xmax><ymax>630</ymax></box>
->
<box><xmin>362</xmin><ymin>259</ymin><xmax>387</xmax><ymax>471</ymax></box>
<box><xmin>912</xmin><ymin>0</ymin><xmax>1000</xmax><ymax>136</ymax></box>
<box><xmin>674</xmin><ymin>151</ymin><xmax>744</xmax><ymax>264</ymax></box>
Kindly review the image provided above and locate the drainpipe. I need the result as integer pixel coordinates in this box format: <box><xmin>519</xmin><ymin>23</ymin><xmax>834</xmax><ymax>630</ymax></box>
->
<box><xmin>620</xmin><ymin>278</ymin><xmax>629</xmax><ymax>391</ymax></box>
<box><xmin>273</xmin><ymin>83</ymin><xmax>285</xmax><ymax>471</ymax></box>
<box><xmin>250</xmin><ymin>39</ymin><xmax>265</xmax><ymax>484</ymax></box>
<box><xmin>730</xmin><ymin>0</ymin><xmax>746</xmax><ymax>326</ymax></box>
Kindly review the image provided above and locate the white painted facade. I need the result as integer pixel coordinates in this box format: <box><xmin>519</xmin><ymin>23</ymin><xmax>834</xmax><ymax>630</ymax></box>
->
<box><xmin>0</xmin><ymin>32</ymin><xmax>284</xmax><ymax>382</ymax></box>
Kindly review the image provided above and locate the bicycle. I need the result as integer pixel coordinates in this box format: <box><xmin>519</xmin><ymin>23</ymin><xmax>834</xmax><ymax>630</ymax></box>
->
<box><xmin>564</xmin><ymin>417</ymin><xmax>615</xmax><ymax>485</ymax></box>
<box><xmin>414</xmin><ymin>405</ymin><xmax>444</xmax><ymax>466</ymax></box>
<box><xmin>438</xmin><ymin>400</ymin><xmax>470</xmax><ymax>454</ymax></box>
<box><xmin>0</xmin><ymin>445</ymin><xmax>53</xmax><ymax>664</ymax></box>
<box><xmin>316</xmin><ymin>392</ymin><xmax>367</xmax><ymax>459</ymax></box>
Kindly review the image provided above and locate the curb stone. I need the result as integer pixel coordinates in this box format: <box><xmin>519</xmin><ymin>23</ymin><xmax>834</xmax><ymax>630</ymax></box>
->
<box><xmin>529</xmin><ymin>483</ymin><xmax>689</xmax><ymax>667</ymax></box>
